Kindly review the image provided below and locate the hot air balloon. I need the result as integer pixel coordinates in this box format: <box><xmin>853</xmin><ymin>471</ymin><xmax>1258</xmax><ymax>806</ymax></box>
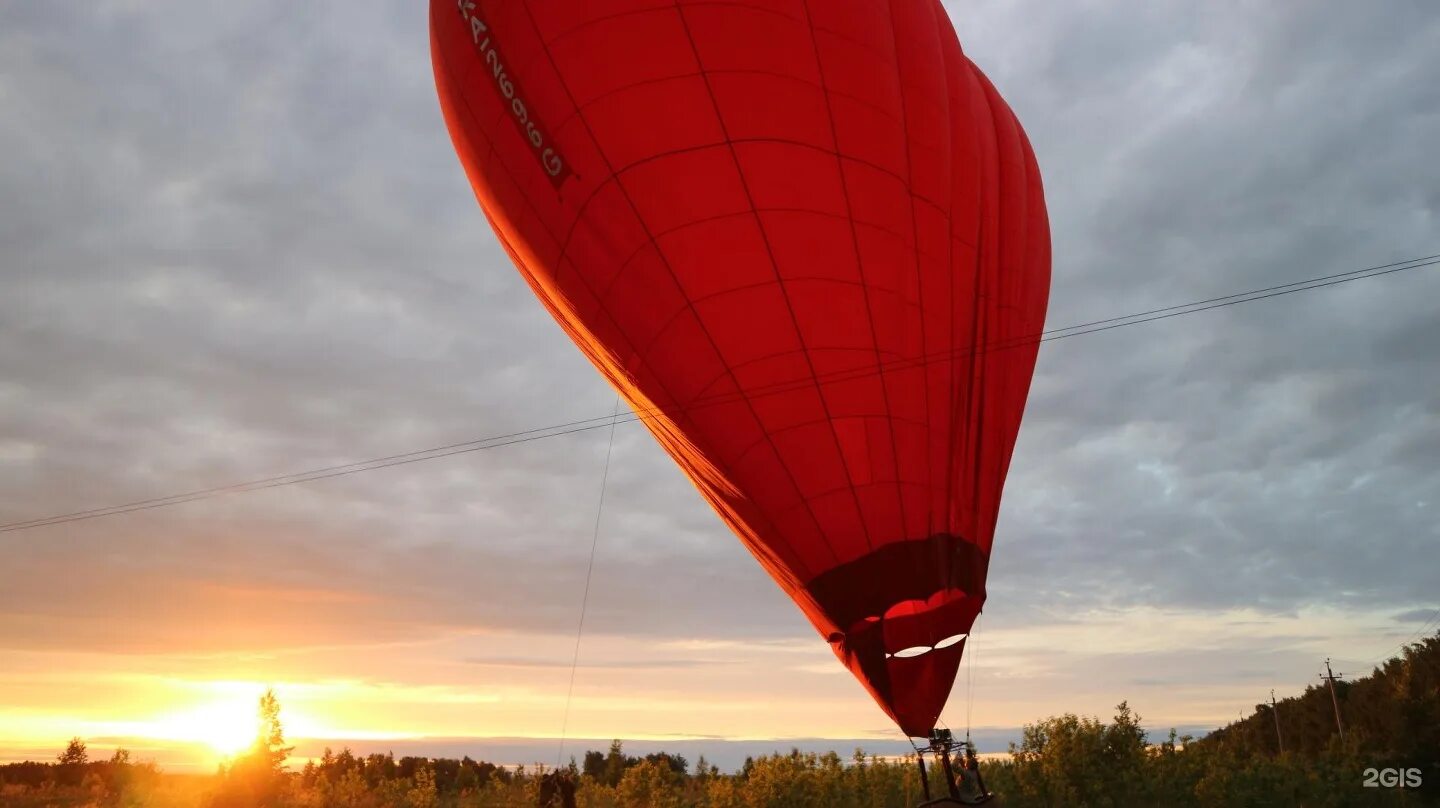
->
<box><xmin>430</xmin><ymin>0</ymin><xmax>1048</xmax><ymax>759</ymax></box>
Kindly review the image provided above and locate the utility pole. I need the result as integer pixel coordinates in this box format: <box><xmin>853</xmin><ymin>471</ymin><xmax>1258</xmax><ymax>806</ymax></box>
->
<box><xmin>1320</xmin><ymin>658</ymin><xmax>1346</xmax><ymax>741</ymax></box>
<box><xmin>1269</xmin><ymin>689</ymin><xmax>1285</xmax><ymax>753</ymax></box>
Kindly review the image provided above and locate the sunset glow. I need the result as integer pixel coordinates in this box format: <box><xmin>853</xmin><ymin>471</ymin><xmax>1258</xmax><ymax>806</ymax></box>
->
<box><xmin>1</xmin><ymin>604</ymin><xmax>1423</xmax><ymax>772</ymax></box>
<box><xmin>149</xmin><ymin>692</ymin><xmax>266</xmax><ymax>759</ymax></box>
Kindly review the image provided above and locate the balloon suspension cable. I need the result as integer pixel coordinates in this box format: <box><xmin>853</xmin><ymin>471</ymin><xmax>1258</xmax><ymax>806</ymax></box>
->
<box><xmin>556</xmin><ymin>397</ymin><xmax>623</xmax><ymax>769</ymax></box>
<box><xmin>966</xmin><ymin>613</ymin><xmax>980</xmax><ymax>743</ymax></box>
<box><xmin>906</xmin><ymin>732</ymin><xmax>931</xmax><ymax>802</ymax></box>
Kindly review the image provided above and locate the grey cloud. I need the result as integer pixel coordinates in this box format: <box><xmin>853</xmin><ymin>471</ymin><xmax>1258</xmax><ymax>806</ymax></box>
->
<box><xmin>962</xmin><ymin>0</ymin><xmax>1440</xmax><ymax>619</ymax></box>
<box><xmin>1393</xmin><ymin>608</ymin><xmax>1440</xmax><ymax>624</ymax></box>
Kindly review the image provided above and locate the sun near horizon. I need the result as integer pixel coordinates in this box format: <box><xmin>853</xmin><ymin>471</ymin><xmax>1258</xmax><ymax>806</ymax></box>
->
<box><xmin>148</xmin><ymin>685</ymin><xmax>298</xmax><ymax>761</ymax></box>
<box><xmin>0</xmin><ymin>681</ymin><xmax>345</xmax><ymax>769</ymax></box>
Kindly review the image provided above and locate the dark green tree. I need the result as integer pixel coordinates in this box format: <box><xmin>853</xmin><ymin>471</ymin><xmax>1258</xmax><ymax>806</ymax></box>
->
<box><xmin>583</xmin><ymin>749</ymin><xmax>606</xmax><ymax>781</ymax></box>
<box><xmin>603</xmin><ymin>739</ymin><xmax>629</xmax><ymax>787</ymax></box>
<box><xmin>55</xmin><ymin>737</ymin><xmax>87</xmax><ymax>786</ymax></box>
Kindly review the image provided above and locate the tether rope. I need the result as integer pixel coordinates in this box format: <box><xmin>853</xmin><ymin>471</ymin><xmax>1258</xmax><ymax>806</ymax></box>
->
<box><xmin>555</xmin><ymin>397</ymin><xmax>622</xmax><ymax>768</ymax></box>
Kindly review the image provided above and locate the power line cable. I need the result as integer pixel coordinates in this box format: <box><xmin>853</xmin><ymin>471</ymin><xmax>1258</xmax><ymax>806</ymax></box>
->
<box><xmin>0</xmin><ymin>416</ymin><xmax>627</xmax><ymax>531</ymax></box>
<box><xmin>3</xmin><ymin>252</ymin><xmax>1435</xmax><ymax>535</ymax></box>
<box><xmin>1365</xmin><ymin>605</ymin><xmax>1440</xmax><ymax>668</ymax></box>
<box><xmin>1041</xmin><ymin>252</ymin><xmax>1439</xmax><ymax>337</ymax></box>
<box><xmin>0</xmin><ymin>419</ymin><xmax>620</xmax><ymax>533</ymax></box>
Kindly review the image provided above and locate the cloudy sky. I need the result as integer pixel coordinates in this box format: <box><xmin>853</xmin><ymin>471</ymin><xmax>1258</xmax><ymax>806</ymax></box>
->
<box><xmin>2</xmin><ymin>1</ymin><xmax>1437</xmax><ymax>771</ymax></box>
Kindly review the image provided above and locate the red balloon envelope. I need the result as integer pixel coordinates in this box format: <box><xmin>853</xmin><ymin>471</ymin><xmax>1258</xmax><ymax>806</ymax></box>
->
<box><xmin>431</xmin><ymin>0</ymin><xmax>1049</xmax><ymax>737</ymax></box>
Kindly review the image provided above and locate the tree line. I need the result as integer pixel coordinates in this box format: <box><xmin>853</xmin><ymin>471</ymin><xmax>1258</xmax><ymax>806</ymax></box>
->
<box><xmin>2</xmin><ymin>633</ymin><xmax>1435</xmax><ymax>806</ymax></box>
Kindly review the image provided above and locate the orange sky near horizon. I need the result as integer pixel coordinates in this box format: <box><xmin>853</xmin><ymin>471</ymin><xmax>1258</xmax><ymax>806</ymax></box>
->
<box><xmin>2</xmin><ymin>604</ymin><xmax>1416</xmax><ymax>771</ymax></box>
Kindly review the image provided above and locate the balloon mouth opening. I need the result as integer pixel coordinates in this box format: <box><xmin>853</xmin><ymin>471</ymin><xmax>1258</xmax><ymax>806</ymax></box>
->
<box><xmin>825</xmin><ymin>587</ymin><xmax>978</xmax><ymax>660</ymax></box>
<box><xmin>887</xmin><ymin>632</ymin><xmax>968</xmax><ymax>660</ymax></box>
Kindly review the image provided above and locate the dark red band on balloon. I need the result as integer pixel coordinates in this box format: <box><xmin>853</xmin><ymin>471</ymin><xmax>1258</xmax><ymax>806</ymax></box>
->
<box><xmin>808</xmin><ymin>533</ymin><xmax>988</xmax><ymax>736</ymax></box>
<box><xmin>806</xmin><ymin>533</ymin><xmax>988</xmax><ymax>632</ymax></box>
